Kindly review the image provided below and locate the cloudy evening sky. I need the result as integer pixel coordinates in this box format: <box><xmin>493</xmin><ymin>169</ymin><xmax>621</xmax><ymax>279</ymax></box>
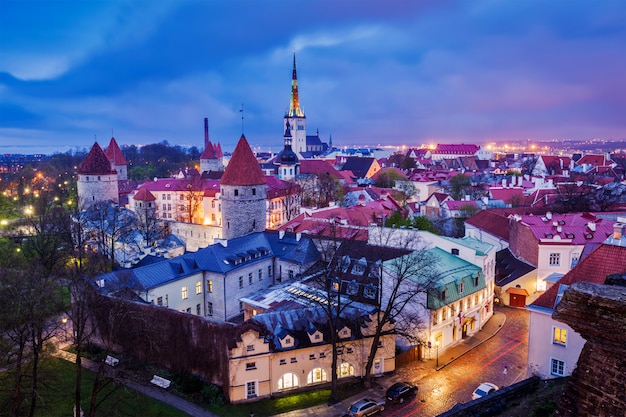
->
<box><xmin>1</xmin><ymin>0</ymin><xmax>625</xmax><ymax>155</ymax></box>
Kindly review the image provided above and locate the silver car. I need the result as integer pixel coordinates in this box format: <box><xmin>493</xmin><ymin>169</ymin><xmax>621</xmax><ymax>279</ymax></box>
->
<box><xmin>348</xmin><ymin>398</ymin><xmax>385</xmax><ymax>417</ymax></box>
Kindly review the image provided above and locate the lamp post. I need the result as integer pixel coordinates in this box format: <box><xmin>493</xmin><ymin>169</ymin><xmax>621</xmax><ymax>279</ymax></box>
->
<box><xmin>435</xmin><ymin>340</ymin><xmax>440</xmax><ymax>367</ymax></box>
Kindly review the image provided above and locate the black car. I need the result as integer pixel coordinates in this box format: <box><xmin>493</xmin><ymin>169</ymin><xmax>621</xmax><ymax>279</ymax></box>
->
<box><xmin>385</xmin><ymin>381</ymin><xmax>418</xmax><ymax>404</ymax></box>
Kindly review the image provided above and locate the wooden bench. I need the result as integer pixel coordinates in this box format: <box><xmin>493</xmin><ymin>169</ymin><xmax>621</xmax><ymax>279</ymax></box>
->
<box><xmin>150</xmin><ymin>375</ymin><xmax>171</xmax><ymax>389</ymax></box>
<box><xmin>105</xmin><ymin>355</ymin><xmax>119</xmax><ymax>366</ymax></box>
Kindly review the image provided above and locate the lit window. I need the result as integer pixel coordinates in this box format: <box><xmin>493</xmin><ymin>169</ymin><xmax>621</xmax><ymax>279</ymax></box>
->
<box><xmin>207</xmin><ymin>280</ymin><xmax>213</xmax><ymax>293</ymax></box>
<box><xmin>195</xmin><ymin>281</ymin><xmax>202</xmax><ymax>295</ymax></box>
<box><xmin>338</xmin><ymin>363</ymin><xmax>354</xmax><ymax>378</ymax></box>
<box><xmin>550</xmin><ymin>358</ymin><xmax>565</xmax><ymax>376</ymax></box>
<box><xmin>278</xmin><ymin>372</ymin><xmax>298</xmax><ymax>390</ymax></box>
<box><xmin>181</xmin><ymin>286</ymin><xmax>188</xmax><ymax>300</ymax></box>
<box><xmin>553</xmin><ymin>327</ymin><xmax>567</xmax><ymax>345</ymax></box>
<box><xmin>307</xmin><ymin>367</ymin><xmax>327</xmax><ymax>384</ymax></box>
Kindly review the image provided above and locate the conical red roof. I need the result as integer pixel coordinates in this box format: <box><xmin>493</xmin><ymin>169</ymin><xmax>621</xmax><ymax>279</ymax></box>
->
<box><xmin>220</xmin><ymin>135</ymin><xmax>266</xmax><ymax>186</ymax></box>
<box><xmin>78</xmin><ymin>142</ymin><xmax>117</xmax><ymax>175</ymax></box>
<box><xmin>200</xmin><ymin>140</ymin><xmax>217</xmax><ymax>159</ymax></box>
<box><xmin>105</xmin><ymin>137</ymin><xmax>127</xmax><ymax>165</ymax></box>
<box><xmin>133</xmin><ymin>187</ymin><xmax>156</xmax><ymax>202</ymax></box>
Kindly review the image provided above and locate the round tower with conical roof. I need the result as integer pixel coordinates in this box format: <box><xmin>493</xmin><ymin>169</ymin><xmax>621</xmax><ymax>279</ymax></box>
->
<box><xmin>77</xmin><ymin>142</ymin><xmax>119</xmax><ymax>208</ymax></box>
<box><xmin>220</xmin><ymin>135</ymin><xmax>267</xmax><ymax>240</ymax></box>
<box><xmin>104</xmin><ymin>137</ymin><xmax>128</xmax><ymax>181</ymax></box>
<box><xmin>199</xmin><ymin>118</ymin><xmax>224</xmax><ymax>173</ymax></box>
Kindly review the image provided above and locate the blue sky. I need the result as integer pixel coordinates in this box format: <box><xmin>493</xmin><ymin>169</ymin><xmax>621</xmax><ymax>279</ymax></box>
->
<box><xmin>1</xmin><ymin>0</ymin><xmax>625</xmax><ymax>155</ymax></box>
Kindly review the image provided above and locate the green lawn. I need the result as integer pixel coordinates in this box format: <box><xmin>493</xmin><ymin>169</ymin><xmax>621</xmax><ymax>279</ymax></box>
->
<box><xmin>0</xmin><ymin>357</ymin><xmax>189</xmax><ymax>417</ymax></box>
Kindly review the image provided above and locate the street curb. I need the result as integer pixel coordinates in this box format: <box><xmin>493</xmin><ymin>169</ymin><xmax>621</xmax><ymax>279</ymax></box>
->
<box><xmin>435</xmin><ymin>312</ymin><xmax>507</xmax><ymax>371</ymax></box>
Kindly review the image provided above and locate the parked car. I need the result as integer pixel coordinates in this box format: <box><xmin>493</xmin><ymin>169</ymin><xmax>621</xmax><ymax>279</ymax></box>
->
<box><xmin>385</xmin><ymin>381</ymin><xmax>418</xmax><ymax>404</ymax></box>
<box><xmin>471</xmin><ymin>382</ymin><xmax>499</xmax><ymax>400</ymax></box>
<box><xmin>347</xmin><ymin>398</ymin><xmax>385</xmax><ymax>417</ymax></box>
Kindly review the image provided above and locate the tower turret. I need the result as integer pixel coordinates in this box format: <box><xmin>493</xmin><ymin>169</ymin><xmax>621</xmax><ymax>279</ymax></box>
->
<box><xmin>220</xmin><ymin>135</ymin><xmax>267</xmax><ymax>240</ymax></box>
<box><xmin>77</xmin><ymin>142</ymin><xmax>119</xmax><ymax>208</ymax></box>
<box><xmin>274</xmin><ymin>121</ymin><xmax>300</xmax><ymax>181</ymax></box>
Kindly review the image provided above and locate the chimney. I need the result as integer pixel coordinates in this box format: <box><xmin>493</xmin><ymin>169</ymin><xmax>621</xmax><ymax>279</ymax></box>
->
<box><xmin>204</xmin><ymin>118</ymin><xmax>209</xmax><ymax>147</ymax></box>
<box><xmin>296</xmin><ymin>232</ymin><xmax>301</xmax><ymax>241</ymax></box>
<box><xmin>614</xmin><ymin>223</ymin><xmax>625</xmax><ymax>240</ymax></box>
<box><xmin>279</xmin><ymin>230</ymin><xmax>285</xmax><ymax>239</ymax></box>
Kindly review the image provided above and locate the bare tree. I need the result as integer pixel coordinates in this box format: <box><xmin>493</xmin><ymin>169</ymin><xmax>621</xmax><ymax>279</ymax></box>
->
<box><xmin>179</xmin><ymin>177</ymin><xmax>204</xmax><ymax>223</ymax></box>
<box><xmin>82</xmin><ymin>201</ymin><xmax>135</xmax><ymax>269</ymax></box>
<box><xmin>362</xmin><ymin>226</ymin><xmax>440</xmax><ymax>386</ymax></box>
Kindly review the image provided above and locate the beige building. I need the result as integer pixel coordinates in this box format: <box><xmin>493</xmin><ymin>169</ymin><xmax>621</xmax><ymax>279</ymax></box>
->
<box><xmin>228</xmin><ymin>306</ymin><xmax>395</xmax><ymax>402</ymax></box>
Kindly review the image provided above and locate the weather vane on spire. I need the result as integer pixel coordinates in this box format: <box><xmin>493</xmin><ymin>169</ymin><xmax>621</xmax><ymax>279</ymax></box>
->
<box><xmin>240</xmin><ymin>103</ymin><xmax>244</xmax><ymax>135</ymax></box>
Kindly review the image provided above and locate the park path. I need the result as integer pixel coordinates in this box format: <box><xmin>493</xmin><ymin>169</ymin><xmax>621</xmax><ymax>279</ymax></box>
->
<box><xmin>54</xmin><ymin>348</ymin><xmax>219</xmax><ymax>417</ymax></box>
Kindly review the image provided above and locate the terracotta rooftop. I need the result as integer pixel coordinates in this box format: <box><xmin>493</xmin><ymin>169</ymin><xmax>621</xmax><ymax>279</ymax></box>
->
<box><xmin>220</xmin><ymin>135</ymin><xmax>266</xmax><ymax>186</ymax></box>
<box><xmin>200</xmin><ymin>140</ymin><xmax>218</xmax><ymax>159</ymax></box>
<box><xmin>466</xmin><ymin>210</ymin><xmax>512</xmax><ymax>241</ymax></box>
<box><xmin>519</xmin><ymin>212</ymin><xmax>615</xmax><ymax>245</ymax></box>
<box><xmin>531</xmin><ymin>242</ymin><xmax>626</xmax><ymax>310</ymax></box>
<box><xmin>133</xmin><ymin>187</ymin><xmax>156</xmax><ymax>202</ymax></box>
<box><xmin>104</xmin><ymin>137</ymin><xmax>127</xmax><ymax>165</ymax></box>
<box><xmin>78</xmin><ymin>142</ymin><xmax>117</xmax><ymax>175</ymax></box>
<box><xmin>432</xmin><ymin>144</ymin><xmax>480</xmax><ymax>154</ymax></box>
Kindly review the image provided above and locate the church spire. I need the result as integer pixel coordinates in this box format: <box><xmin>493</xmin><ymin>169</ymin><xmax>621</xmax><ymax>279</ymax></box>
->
<box><xmin>289</xmin><ymin>53</ymin><xmax>304</xmax><ymax>118</ymax></box>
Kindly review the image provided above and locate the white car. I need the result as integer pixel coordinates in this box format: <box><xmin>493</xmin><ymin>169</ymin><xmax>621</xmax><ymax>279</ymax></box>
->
<box><xmin>471</xmin><ymin>382</ymin><xmax>499</xmax><ymax>400</ymax></box>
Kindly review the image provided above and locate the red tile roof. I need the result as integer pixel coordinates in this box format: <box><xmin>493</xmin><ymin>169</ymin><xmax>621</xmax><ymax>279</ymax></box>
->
<box><xmin>466</xmin><ymin>210</ymin><xmax>512</xmax><ymax>241</ymax></box>
<box><xmin>531</xmin><ymin>243</ymin><xmax>626</xmax><ymax>309</ymax></box>
<box><xmin>299</xmin><ymin>159</ymin><xmax>343</xmax><ymax>179</ymax></box>
<box><xmin>519</xmin><ymin>212</ymin><xmax>614</xmax><ymax>245</ymax></box>
<box><xmin>104</xmin><ymin>137</ymin><xmax>127</xmax><ymax>165</ymax></box>
<box><xmin>133</xmin><ymin>187</ymin><xmax>156</xmax><ymax>201</ymax></box>
<box><xmin>432</xmin><ymin>144</ymin><xmax>480</xmax><ymax>155</ymax></box>
<box><xmin>200</xmin><ymin>140</ymin><xmax>218</xmax><ymax>159</ymax></box>
<box><xmin>220</xmin><ymin>135</ymin><xmax>266</xmax><ymax>186</ymax></box>
<box><xmin>489</xmin><ymin>187</ymin><xmax>524</xmax><ymax>203</ymax></box>
<box><xmin>78</xmin><ymin>142</ymin><xmax>116</xmax><ymax>175</ymax></box>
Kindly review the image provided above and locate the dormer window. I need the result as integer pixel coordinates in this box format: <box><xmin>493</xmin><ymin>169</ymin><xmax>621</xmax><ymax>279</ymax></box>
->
<box><xmin>458</xmin><ymin>282</ymin><xmax>464</xmax><ymax>294</ymax></box>
<box><xmin>451</xmin><ymin>248</ymin><xmax>460</xmax><ymax>255</ymax></box>
<box><xmin>234</xmin><ymin>189</ymin><xmax>239</xmax><ymax>196</ymax></box>
<box><xmin>346</xmin><ymin>281</ymin><xmax>358</xmax><ymax>295</ymax></box>
<box><xmin>441</xmin><ymin>289</ymin><xmax>447</xmax><ymax>301</ymax></box>
<box><xmin>364</xmin><ymin>284</ymin><xmax>376</xmax><ymax>299</ymax></box>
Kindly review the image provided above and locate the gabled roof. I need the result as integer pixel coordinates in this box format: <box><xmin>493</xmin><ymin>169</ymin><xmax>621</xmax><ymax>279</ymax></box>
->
<box><xmin>495</xmin><ymin>248</ymin><xmax>536</xmax><ymax>286</ymax></box>
<box><xmin>97</xmin><ymin>231</ymin><xmax>319</xmax><ymax>292</ymax></box>
<box><xmin>200</xmin><ymin>140</ymin><xmax>218</xmax><ymax>159</ymax></box>
<box><xmin>466</xmin><ymin>210</ymin><xmax>511</xmax><ymax>241</ymax></box>
<box><xmin>575</xmin><ymin>154</ymin><xmax>612</xmax><ymax>167</ymax></box>
<box><xmin>518</xmin><ymin>212</ymin><xmax>614</xmax><ymax>245</ymax></box>
<box><xmin>341</xmin><ymin>157</ymin><xmax>377</xmax><ymax>178</ymax></box>
<box><xmin>105</xmin><ymin>137</ymin><xmax>127</xmax><ymax>165</ymax></box>
<box><xmin>432</xmin><ymin>144</ymin><xmax>480</xmax><ymax>155</ymax></box>
<box><xmin>530</xmin><ymin>242</ymin><xmax>626</xmax><ymax>310</ymax></box>
<box><xmin>220</xmin><ymin>135</ymin><xmax>266</xmax><ymax>186</ymax></box>
<box><xmin>489</xmin><ymin>187</ymin><xmax>524</xmax><ymax>204</ymax></box>
<box><xmin>78</xmin><ymin>142</ymin><xmax>117</xmax><ymax>175</ymax></box>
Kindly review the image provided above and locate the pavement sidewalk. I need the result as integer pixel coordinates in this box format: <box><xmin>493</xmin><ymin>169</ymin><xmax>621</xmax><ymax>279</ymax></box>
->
<box><xmin>273</xmin><ymin>310</ymin><xmax>507</xmax><ymax>417</ymax></box>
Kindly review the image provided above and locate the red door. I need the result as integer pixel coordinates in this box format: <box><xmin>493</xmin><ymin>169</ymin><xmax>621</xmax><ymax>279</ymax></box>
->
<box><xmin>510</xmin><ymin>294</ymin><xmax>526</xmax><ymax>307</ymax></box>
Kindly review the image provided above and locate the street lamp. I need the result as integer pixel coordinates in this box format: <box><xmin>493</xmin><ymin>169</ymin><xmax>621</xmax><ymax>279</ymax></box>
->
<box><xmin>435</xmin><ymin>340</ymin><xmax>440</xmax><ymax>367</ymax></box>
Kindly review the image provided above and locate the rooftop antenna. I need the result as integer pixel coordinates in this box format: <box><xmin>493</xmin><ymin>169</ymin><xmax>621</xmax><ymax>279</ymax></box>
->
<box><xmin>240</xmin><ymin>103</ymin><xmax>245</xmax><ymax>135</ymax></box>
<box><xmin>111</xmin><ymin>128</ymin><xmax>114</xmax><ymax>138</ymax></box>
<box><xmin>94</xmin><ymin>134</ymin><xmax>97</xmax><ymax>143</ymax></box>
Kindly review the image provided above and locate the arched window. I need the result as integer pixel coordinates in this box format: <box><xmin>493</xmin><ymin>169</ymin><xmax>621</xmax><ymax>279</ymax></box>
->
<box><xmin>307</xmin><ymin>368</ymin><xmax>327</xmax><ymax>385</ymax></box>
<box><xmin>278</xmin><ymin>372</ymin><xmax>299</xmax><ymax>391</ymax></box>
<box><xmin>338</xmin><ymin>362</ymin><xmax>355</xmax><ymax>378</ymax></box>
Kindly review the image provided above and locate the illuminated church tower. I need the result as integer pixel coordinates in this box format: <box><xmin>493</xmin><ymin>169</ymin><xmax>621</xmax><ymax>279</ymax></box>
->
<box><xmin>284</xmin><ymin>53</ymin><xmax>306</xmax><ymax>154</ymax></box>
